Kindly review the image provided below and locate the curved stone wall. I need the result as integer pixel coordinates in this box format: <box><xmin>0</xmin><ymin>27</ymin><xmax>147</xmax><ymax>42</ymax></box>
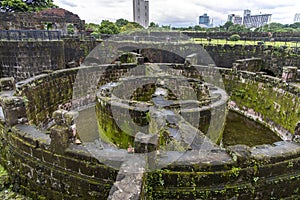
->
<box><xmin>0</xmin><ymin>62</ymin><xmax>299</xmax><ymax>199</ymax></box>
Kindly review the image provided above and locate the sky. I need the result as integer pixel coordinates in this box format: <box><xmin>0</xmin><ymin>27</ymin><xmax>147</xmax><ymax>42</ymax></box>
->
<box><xmin>53</xmin><ymin>0</ymin><xmax>300</xmax><ymax>27</ymax></box>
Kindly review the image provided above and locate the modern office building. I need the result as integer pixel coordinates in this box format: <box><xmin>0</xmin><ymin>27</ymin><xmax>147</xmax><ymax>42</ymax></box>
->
<box><xmin>133</xmin><ymin>0</ymin><xmax>149</xmax><ymax>27</ymax></box>
<box><xmin>199</xmin><ymin>13</ymin><xmax>212</xmax><ymax>28</ymax></box>
<box><xmin>243</xmin><ymin>10</ymin><xmax>271</xmax><ymax>28</ymax></box>
<box><xmin>227</xmin><ymin>14</ymin><xmax>242</xmax><ymax>25</ymax></box>
<box><xmin>294</xmin><ymin>13</ymin><xmax>300</xmax><ymax>22</ymax></box>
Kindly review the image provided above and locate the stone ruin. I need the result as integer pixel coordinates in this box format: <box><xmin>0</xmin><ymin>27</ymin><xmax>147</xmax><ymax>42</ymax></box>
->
<box><xmin>0</xmin><ymin>32</ymin><xmax>299</xmax><ymax>199</ymax></box>
<box><xmin>0</xmin><ymin>8</ymin><xmax>85</xmax><ymax>36</ymax></box>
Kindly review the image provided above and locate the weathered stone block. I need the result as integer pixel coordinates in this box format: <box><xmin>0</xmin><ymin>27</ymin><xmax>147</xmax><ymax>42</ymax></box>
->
<box><xmin>0</xmin><ymin>96</ymin><xmax>26</xmax><ymax>126</ymax></box>
<box><xmin>50</xmin><ymin>126</ymin><xmax>72</xmax><ymax>153</ymax></box>
<box><xmin>227</xmin><ymin>145</ymin><xmax>251</xmax><ymax>165</ymax></box>
<box><xmin>134</xmin><ymin>132</ymin><xmax>159</xmax><ymax>153</ymax></box>
<box><xmin>0</xmin><ymin>77</ymin><xmax>15</xmax><ymax>91</ymax></box>
<box><xmin>282</xmin><ymin>66</ymin><xmax>297</xmax><ymax>82</ymax></box>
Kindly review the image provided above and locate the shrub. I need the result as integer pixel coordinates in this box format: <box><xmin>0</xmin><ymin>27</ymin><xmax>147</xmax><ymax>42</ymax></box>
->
<box><xmin>229</xmin><ymin>34</ymin><xmax>241</xmax><ymax>41</ymax></box>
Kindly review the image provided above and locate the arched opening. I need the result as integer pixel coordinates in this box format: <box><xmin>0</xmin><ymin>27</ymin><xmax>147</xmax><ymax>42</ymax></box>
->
<box><xmin>67</xmin><ymin>24</ymin><xmax>75</xmax><ymax>35</ymax></box>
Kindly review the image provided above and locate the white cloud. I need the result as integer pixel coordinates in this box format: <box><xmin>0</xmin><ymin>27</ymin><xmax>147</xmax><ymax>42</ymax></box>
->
<box><xmin>53</xmin><ymin>0</ymin><xmax>300</xmax><ymax>26</ymax></box>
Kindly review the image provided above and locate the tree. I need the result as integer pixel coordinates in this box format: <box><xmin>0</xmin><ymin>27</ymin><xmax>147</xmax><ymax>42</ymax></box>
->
<box><xmin>149</xmin><ymin>22</ymin><xmax>159</xmax><ymax>28</ymax></box>
<box><xmin>115</xmin><ymin>18</ymin><xmax>129</xmax><ymax>28</ymax></box>
<box><xmin>223</xmin><ymin>21</ymin><xmax>234</xmax><ymax>31</ymax></box>
<box><xmin>120</xmin><ymin>22</ymin><xmax>144</xmax><ymax>32</ymax></box>
<box><xmin>0</xmin><ymin>0</ymin><xmax>28</xmax><ymax>12</ymax></box>
<box><xmin>228</xmin><ymin>24</ymin><xmax>250</xmax><ymax>32</ymax></box>
<box><xmin>0</xmin><ymin>0</ymin><xmax>57</xmax><ymax>12</ymax></box>
<box><xmin>26</xmin><ymin>0</ymin><xmax>57</xmax><ymax>12</ymax></box>
<box><xmin>98</xmin><ymin>20</ymin><xmax>120</xmax><ymax>34</ymax></box>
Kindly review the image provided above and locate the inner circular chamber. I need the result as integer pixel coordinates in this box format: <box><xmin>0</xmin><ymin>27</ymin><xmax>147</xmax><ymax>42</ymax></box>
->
<box><xmin>95</xmin><ymin>64</ymin><xmax>228</xmax><ymax>149</ymax></box>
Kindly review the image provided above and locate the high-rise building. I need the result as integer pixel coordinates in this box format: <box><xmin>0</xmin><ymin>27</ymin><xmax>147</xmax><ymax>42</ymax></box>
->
<box><xmin>242</xmin><ymin>10</ymin><xmax>271</xmax><ymax>28</ymax></box>
<box><xmin>199</xmin><ymin>13</ymin><xmax>212</xmax><ymax>28</ymax></box>
<box><xmin>228</xmin><ymin>14</ymin><xmax>242</xmax><ymax>25</ymax></box>
<box><xmin>133</xmin><ymin>0</ymin><xmax>149</xmax><ymax>27</ymax></box>
<box><xmin>294</xmin><ymin>13</ymin><xmax>300</xmax><ymax>22</ymax></box>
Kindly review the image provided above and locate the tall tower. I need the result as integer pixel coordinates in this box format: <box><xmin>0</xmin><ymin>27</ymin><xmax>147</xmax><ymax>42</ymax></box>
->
<box><xmin>295</xmin><ymin>13</ymin><xmax>300</xmax><ymax>23</ymax></box>
<box><xmin>133</xmin><ymin>0</ymin><xmax>149</xmax><ymax>28</ymax></box>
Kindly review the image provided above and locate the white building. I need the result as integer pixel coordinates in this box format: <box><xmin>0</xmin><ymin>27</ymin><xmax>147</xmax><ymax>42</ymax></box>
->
<box><xmin>243</xmin><ymin>10</ymin><xmax>271</xmax><ymax>28</ymax></box>
<box><xmin>228</xmin><ymin>14</ymin><xmax>242</xmax><ymax>25</ymax></box>
<box><xmin>133</xmin><ymin>0</ymin><xmax>149</xmax><ymax>28</ymax></box>
<box><xmin>294</xmin><ymin>13</ymin><xmax>300</xmax><ymax>22</ymax></box>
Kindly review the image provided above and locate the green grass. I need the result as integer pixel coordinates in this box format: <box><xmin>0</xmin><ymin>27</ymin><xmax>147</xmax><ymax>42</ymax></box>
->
<box><xmin>192</xmin><ymin>38</ymin><xmax>300</xmax><ymax>47</ymax></box>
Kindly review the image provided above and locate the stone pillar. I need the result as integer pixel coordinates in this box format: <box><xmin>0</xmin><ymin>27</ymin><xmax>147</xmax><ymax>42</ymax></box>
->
<box><xmin>50</xmin><ymin>110</ymin><xmax>79</xmax><ymax>153</ymax></box>
<box><xmin>282</xmin><ymin>66</ymin><xmax>298</xmax><ymax>82</ymax></box>
<box><xmin>0</xmin><ymin>96</ymin><xmax>27</xmax><ymax>126</ymax></box>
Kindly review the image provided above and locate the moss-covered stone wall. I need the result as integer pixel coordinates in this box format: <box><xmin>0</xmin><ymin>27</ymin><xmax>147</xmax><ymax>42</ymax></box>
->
<box><xmin>0</xmin><ymin>122</ymin><xmax>118</xmax><ymax>199</ymax></box>
<box><xmin>221</xmin><ymin>68</ymin><xmax>300</xmax><ymax>136</ymax></box>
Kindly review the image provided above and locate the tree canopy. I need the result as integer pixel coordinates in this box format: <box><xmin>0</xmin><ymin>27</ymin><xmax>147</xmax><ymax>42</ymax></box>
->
<box><xmin>0</xmin><ymin>0</ymin><xmax>57</xmax><ymax>12</ymax></box>
<box><xmin>98</xmin><ymin>20</ymin><xmax>120</xmax><ymax>34</ymax></box>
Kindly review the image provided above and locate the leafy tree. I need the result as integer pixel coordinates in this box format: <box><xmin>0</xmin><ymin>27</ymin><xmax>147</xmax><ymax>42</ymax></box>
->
<box><xmin>120</xmin><ymin>22</ymin><xmax>143</xmax><ymax>32</ymax></box>
<box><xmin>0</xmin><ymin>0</ymin><xmax>57</xmax><ymax>12</ymax></box>
<box><xmin>67</xmin><ymin>24</ymin><xmax>74</xmax><ymax>35</ymax></box>
<box><xmin>98</xmin><ymin>20</ymin><xmax>120</xmax><ymax>34</ymax></box>
<box><xmin>228</xmin><ymin>24</ymin><xmax>250</xmax><ymax>32</ymax></box>
<box><xmin>149</xmin><ymin>22</ymin><xmax>159</xmax><ymax>28</ymax></box>
<box><xmin>288</xmin><ymin>22</ymin><xmax>300</xmax><ymax>29</ymax></box>
<box><xmin>229</xmin><ymin>34</ymin><xmax>240</xmax><ymax>41</ymax></box>
<box><xmin>0</xmin><ymin>0</ymin><xmax>28</xmax><ymax>12</ymax></box>
<box><xmin>256</xmin><ymin>22</ymin><xmax>284</xmax><ymax>32</ymax></box>
<box><xmin>115</xmin><ymin>18</ymin><xmax>129</xmax><ymax>28</ymax></box>
<box><xmin>222</xmin><ymin>21</ymin><xmax>234</xmax><ymax>31</ymax></box>
<box><xmin>85</xmin><ymin>23</ymin><xmax>100</xmax><ymax>32</ymax></box>
<box><xmin>26</xmin><ymin>0</ymin><xmax>57</xmax><ymax>12</ymax></box>
<box><xmin>194</xmin><ymin>25</ymin><xmax>205</xmax><ymax>31</ymax></box>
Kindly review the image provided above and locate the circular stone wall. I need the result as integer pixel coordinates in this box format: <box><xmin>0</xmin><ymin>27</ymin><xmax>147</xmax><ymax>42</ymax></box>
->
<box><xmin>95</xmin><ymin>64</ymin><xmax>228</xmax><ymax>149</ymax></box>
<box><xmin>0</xmin><ymin>61</ymin><xmax>299</xmax><ymax>199</ymax></box>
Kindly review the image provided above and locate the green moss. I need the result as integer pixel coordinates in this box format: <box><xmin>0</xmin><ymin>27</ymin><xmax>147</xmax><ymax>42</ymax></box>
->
<box><xmin>224</xmin><ymin>75</ymin><xmax>300</xmax><ymax>134</ymax></box>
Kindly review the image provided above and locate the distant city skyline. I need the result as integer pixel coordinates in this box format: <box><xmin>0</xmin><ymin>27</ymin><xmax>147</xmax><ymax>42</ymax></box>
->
<box><xmin>53</xmin><ymin>0</ymin><xmax>299</xmax><ymax>27</ymax></box>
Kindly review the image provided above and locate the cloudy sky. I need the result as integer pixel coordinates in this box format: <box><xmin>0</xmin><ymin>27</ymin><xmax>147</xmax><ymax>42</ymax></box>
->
<box><xmin>53</xmin><ymin>0</ymin><xmax>299</xmax><ymax>27</ymax></box>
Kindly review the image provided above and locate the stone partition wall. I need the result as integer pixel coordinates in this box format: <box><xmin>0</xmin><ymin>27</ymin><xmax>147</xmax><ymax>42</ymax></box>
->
<box><xmin>0</xmin><ymin>41</ymin><xmax>65</xmax><ymax>81</ymax></box>
<box><xmin>1</xmin><ymin>40</ymin><xmax>299</xmax><ymax>82</ymax></box>
<box><xmin>201</xmin><ymin>44</ymin><xmax>300</xmax><ymax>76</ymax></box>
<box><xmin>115</xmin><ymin>42</ymin><xmax>300</xmax><ymax>77</ymax></box>
<box><xmin>0</xmin><ymin>39</ymin><xmax>99</xmax><ymax>81</ymax></box>
<box><xmin>63</xmin><ymin>38</ymin><xmax>100</xmax><ymax>67</ymax></box>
